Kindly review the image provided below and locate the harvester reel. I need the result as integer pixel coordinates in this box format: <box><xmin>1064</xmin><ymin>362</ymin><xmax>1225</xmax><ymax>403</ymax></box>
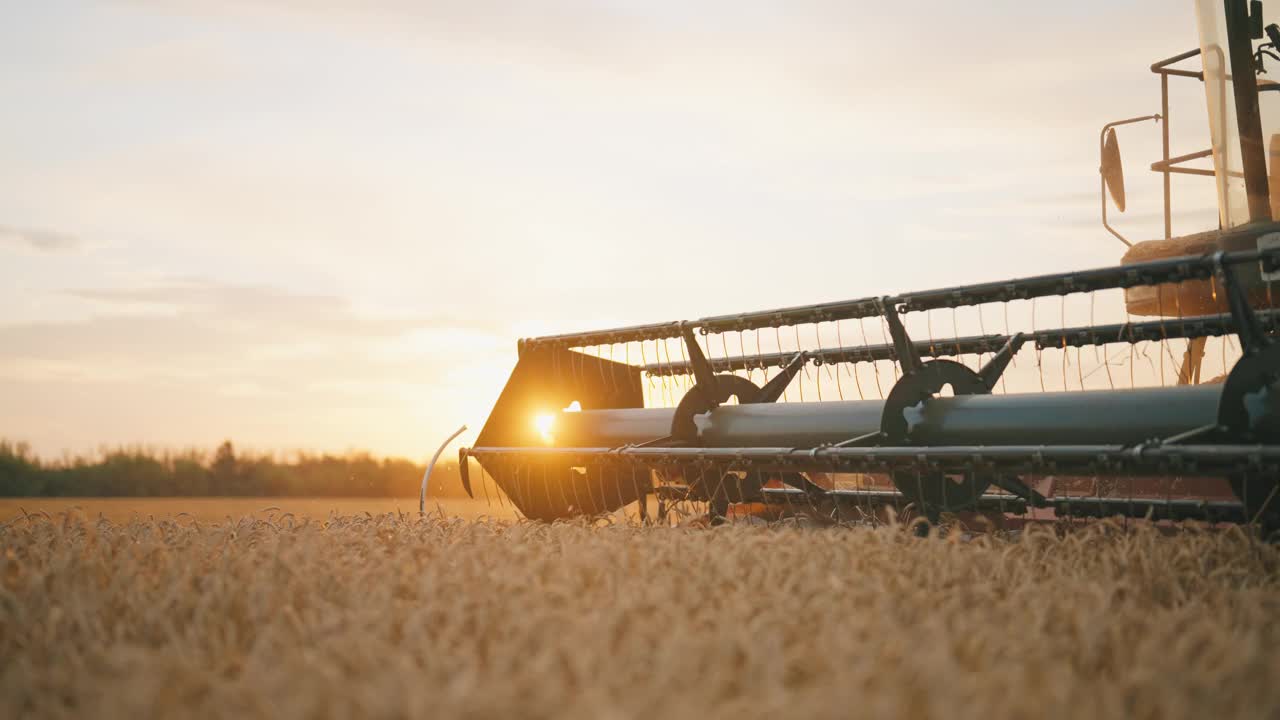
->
<box><xmin>670</xmin><ymin>373</ymin><xmax>770</xmax><ymax>506</ymax></box>
<box><xmin>882</xmin><ymin>359</ymin><xmax>993</xmax><ymax>513</ymax></box>
<box><xmin>669</xmin><ymin>372</ymin><xmax>824</xmax><ymax>511</ymax></box>
<box><xmin>880</xmin><ymin>360</ymin><xmax>986</xmax><ymax>441</ymax></box>
<box><xmin>464</xmin><ymin>246</ymin><xmax>1280</xmax><ymax>530</ymax></box>
<box><xmin>671</xmin><ymin>373</ymin><xmax>763</xmax><ymax>441</ymax></box>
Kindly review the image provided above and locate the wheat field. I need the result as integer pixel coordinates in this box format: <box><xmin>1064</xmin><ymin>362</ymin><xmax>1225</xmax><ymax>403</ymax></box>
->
<box><xmin>2</xmin><ymin>511</ymin><xmax>1279</xmax><ymax>720</ymax></box>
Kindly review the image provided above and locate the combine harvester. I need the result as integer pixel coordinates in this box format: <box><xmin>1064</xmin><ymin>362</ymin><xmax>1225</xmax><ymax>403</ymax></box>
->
<box><xmin>457</xmin><ymin>0</ymin><xmax>1280</xmax><ymax>532</ymax></box>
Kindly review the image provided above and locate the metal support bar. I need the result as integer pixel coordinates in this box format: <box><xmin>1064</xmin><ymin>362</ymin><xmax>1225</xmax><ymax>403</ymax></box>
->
<box><xmin>989</xmin><ymin>475</ymin><xmax>1049</xmax><ymax>507</ymax></box>
<box><xmin>1151</xmin><ymin>148</ymin><xmax>1215</xmax><ymax>171</ymax></box>
<box><xmin>833</xmin><ymin>430</ymin><xmax>884</xmax><ymax>448</ymax></box>
<box><xmin>1162</xmin><ymin>71</ymin><xmax>1172</xmax><ymax>239</ymax></box>
<box><xmin>1155</xmin><ymin>166</ymin><xmax>1218</xmax><ymax>177</ymax></box>
<box><xmin>758</xmin><ymin>486</ymin><xmax>1244</xmax><ymax>523</ymax></box>
<box><xmin>641</xmin><ymin>309</ymin><xmax>1279</xmax><ymax>378</ymax></box>
<box><xmin>520</xmin><ymin>245</ymin><xmax>1280</xmax><ymax>348</ymax></box>
<box><xmin>880</xmin><ymin>297</ymin><xmax>922</xmax><ymax>373</ymax></box>
<box><xmin>420</xmin><ymin>424</ymin><xmax>468</xmax><ymax>513</ymax></box>
<box><xmin>679</xmin><ymin>322</ymin><xmax>719</xmax><ymax>401</ymax></box>
<box><xmin>464</xmin><ymin>443</ymin><xmax>1280</xmax><ymax>478</ymax></box>
<box><xmin>1215</xmin><ymin>251</ymin><xmax>1271</xmax><ymax>353</ymax></box>
<box><xmin>1151</xmin><ymin>48</ymin><xmax>1204</xmax><ymax>78</ymax></box>
<box><xmin>1158</xmin><ymin>423</ymin><xmax>1221</xmax><ymax>445</ymax></box>
<box><xmin>977</xmin><ymin>333</ymin><xmax>1025</xmax><ymax>391</ymax></box>
<box><xmin>757</xmin><ymin>352</ymin><xmax>807</xmax><ymax>402</ymax></box>
<box><xmin>1151</xmin><ymin>148</ymin><xmax>1216</xmax><ymax>179</ymax></box>
<box><xmin>1226</xmin><ymin>0</ymin><xmax>1273</xmax><ymax>222</ymax></box>
<box><xmin>1149</xmin><ymin>47</ymin><xmax>1206</xmax><ymax>240</ymax></box>
<box><xmin>643</xmin><ymin>334</ymin><xmax>1007</xmax><ymax>376</ymax></box>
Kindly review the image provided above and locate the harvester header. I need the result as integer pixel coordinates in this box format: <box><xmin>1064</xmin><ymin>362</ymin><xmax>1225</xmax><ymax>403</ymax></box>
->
<box><xmin>454</xmin><ymin>0</ymin><xmax>1280</xmax><ymax>533</ymax></box>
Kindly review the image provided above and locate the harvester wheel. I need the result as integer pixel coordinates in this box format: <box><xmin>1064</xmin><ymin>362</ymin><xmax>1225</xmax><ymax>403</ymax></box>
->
<box><xmin>891</xmin><ymin>469</ymin><xmax>990</xmax><ymax>514</ymax></box>
<box><xmin>671</xmin><ymin>373</ymin><xmax>770</xmax><ymax>513</ymax></box>
<box><xmin>882</xmin><ymin>360</ymin><xmax>995</xmax><ymax>512</ymax></box>
<box><xmin>1230</xmin><ymin>474</ymin><xmax>1280</xmax><ymax>537</ymax></box>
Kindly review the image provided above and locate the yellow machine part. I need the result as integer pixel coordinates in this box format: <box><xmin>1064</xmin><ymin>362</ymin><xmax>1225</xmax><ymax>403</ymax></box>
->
<box><xmin>1122</xmin><ymin>230</ymin><xmax>1227</xmax><ymax>316</ymax></box>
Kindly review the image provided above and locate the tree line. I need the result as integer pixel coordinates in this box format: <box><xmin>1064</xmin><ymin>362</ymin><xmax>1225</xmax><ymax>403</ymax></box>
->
<box><xmin>0</xmin><ymin>440</ymin><xmax>470</xmax><ymax>498</ymax></box>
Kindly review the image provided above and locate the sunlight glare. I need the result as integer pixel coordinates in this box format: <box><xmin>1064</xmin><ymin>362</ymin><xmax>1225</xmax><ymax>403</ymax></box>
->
<box><xmin>534</xmin><ymin>412</ymin><xmax>556</xmax><ymax>444</ymax></box>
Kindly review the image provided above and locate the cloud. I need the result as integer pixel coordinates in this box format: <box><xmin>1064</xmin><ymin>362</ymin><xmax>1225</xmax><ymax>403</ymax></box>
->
<box><xmin>0</xmin><ymin>279</ymin><xmax>513</xmax><ymax>456</ymax></box>
<box><xmin>0</xmin><ymin>224</ymin><xmax>82</xmax><ymax>253</ymax></box>
<box><xmin>48</xmin><ymin>280</ymin><xmax>468</xmax><ymax>347</ymax></box>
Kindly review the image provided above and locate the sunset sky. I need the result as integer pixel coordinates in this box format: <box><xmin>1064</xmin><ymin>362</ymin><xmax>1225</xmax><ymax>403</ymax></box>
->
<box><xmin>1</xmin><ymin>1</ymin><xmax>1230</xmax><ymax>459</ymax></box>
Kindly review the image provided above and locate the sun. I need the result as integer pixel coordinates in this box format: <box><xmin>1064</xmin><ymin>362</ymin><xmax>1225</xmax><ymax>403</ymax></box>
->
<box><xmin>534</xmin><ymin>413</ymin><xmax>556</xmax><ymax>444</ymax></box>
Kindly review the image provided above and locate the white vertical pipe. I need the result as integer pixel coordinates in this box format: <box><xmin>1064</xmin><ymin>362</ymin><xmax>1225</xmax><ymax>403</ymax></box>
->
<box><xmin>420</xmin><ymin>424</ymin><xmax>468</xmax><ymax>515</ymax></box>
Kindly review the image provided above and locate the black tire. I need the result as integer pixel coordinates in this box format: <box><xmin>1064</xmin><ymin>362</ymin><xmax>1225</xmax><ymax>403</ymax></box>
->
<box><xmin>1230</xmin><ymin>473</ymin><xmax>1280</xmax><ymax>538</ymax></box>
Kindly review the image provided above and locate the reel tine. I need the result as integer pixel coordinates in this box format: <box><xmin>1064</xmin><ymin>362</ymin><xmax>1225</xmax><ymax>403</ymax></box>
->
<box><xmin>639</xmin><ymin>339</ymin><xmax>655</xmax><ymax>408</ymax></box>
<box><xmin>1099</xmin><ymin>292</ymin><xmax>1117</xmax><ymax>389</ymax></box>
<box><xmin>812</xmin><ymin>321</ymin><xmax>832</xmax><ymax>401</ymax></box>
<box><xmin>663</xmin><ymin>338</ymin><xmax>678</xmax><ymax>407</ymax></box>
<box><xmin>878</xmin><ymin>313</ymin><xmax>900</xmax><ymax>385</ymax></box>
<box><xmin>816</xmin><ymin>320</ymin><xmax>838</xmax><ymax>391</ymax></box>
<box><xmin>579</xmin><ymin>459</ymin><xmax>597</xmax><ymax>517</ymax></box>
<box><xmin>549</xmin><ymin>458</ymin><xmax>569</xmax><ymax>522</ymax></box>
<box><xmin>653</xmin><ymin>339</ymin><xmax>667</xmax><ymax>407</ymax></box>
<box><xmin>507</xmin><ymin>456</ymin><xmax>523</xmax><ymax>517</ymax></box>
<box><xmin>925</xmin><ymin>305</ymin><xmax>935</xmax><ymax>365</ymax></box>
<box><xmin>659</xmin><ymin>339</ymin><xmax>672</xmax><ymax>407</ymax></box>
<box><xmin>502</xmin><ymin>455</ymin><xmax>520</xmax><ymax>518</ymax></box>
<box><xmin>532</xmin><ymin>456</ymin><xmax>549</xmax><ymax>521</ymax></box>
<box><xmin>753</xmin><ymin>326</ymin><xmax>767</xmax><ymax>392</ymax></box>
<box><xmin>603</xmin><ymin>342</ymin><xmax>618</xmax><ymax>396</ymax></box>
<box><xmin>574</xmin><ymin>340</ymin><xmax>587</xmax><ymax>388</ymax></box>
<box><xmin>718</xmin><ymin>330</ymin><xmax>731</xmax><ymax>377</ymax></box>
<box><xmin>950</xmin><ymin>306</ymin><xmax>970</xmax><ymax>374</ymax></box>
<box><xmin>836</xmin><ymin>319</ymin><xmax>864</xmax><ymax>400</ymax></box>
<box><xmin>632</xmin><ymin>465</ymin><xmax>647</xmax><ymax>525</ymax></box>
<box><xmin>791</xmin><ymin>324</ymin><xmax>810</xmax><ymax>402</ymax></box>
<box><xmin>674</xmin><ymin>336</ymin><xmax>689</xmax><ymax>397</ymax></box>
<box><xmin>490</xmin><ymin>458</ymin><xmax>510</xmax><ymax>511</ymax></box>
<box><xmin>493</xmin><ymin>461</ymin><xmax>512</xmax><ymax>518</ymax></box>
<box><xmin>1157</xmin><ymin>284</ymin><xmax>1167</xmax><ymax>386</ymax></box>
<box><xmin>478</xmin><ymin>454</ymin><xmax>495</xmax><ymax>509</ymax></box>
<box><xmin>975</xmin><ymin>303</ymin><xmax>990</xmax><ymax>383</ymax></box>
<box><xmin>739</xmin><ymin>328</ymin><xmax>752</xmax><ymax>386</ymax></box>
<box><xmin>608</xmin><ymin>461</ymin><xmax>628</xmax><ymax>520</ymax></box>
<box><xmin>857</xmin><ymin>317</ymin><xmax>884</xmax><ymax>398</ymax></box>
<box><xmin>1031</xmin><ymin>297</ymin><xmax>1046</xmax><ymax>392</ymax></box>
<box><xmin>772</xmin><ymin>326</ymin><xmax>789</xmax><ymax>402</ymax></box>
<box><xmin>1059</xmin><ymin>295</ymin><xmax>1068</xmax><ymax>392</ymax></box>
<box><xmin>825</xmin><ymin>459</ymin><xmax>843</xmax><ymax>525</ymax></box>
<box><xmin>1072</xmin><ymin>295</ymin><xmax>1086</xmax><ymax>391</ymax></box>
<box><xmin>1126</xmin><ymin>297</ymin><xmax>1137</xmax><ymax>389</ymax></box>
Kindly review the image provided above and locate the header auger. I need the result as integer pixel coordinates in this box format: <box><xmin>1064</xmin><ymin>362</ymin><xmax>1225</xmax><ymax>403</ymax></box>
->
<box><xmin>455</xmin><ymin>0</ymin><xmax>1280</xmax><ymax>533</ymax></box>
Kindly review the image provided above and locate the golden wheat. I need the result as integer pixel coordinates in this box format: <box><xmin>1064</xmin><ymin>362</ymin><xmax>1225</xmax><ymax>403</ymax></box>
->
<box><xmin>2</xmin><ymin>513</ymin><xmax>1279</xmax><ymax>719</ymax></box>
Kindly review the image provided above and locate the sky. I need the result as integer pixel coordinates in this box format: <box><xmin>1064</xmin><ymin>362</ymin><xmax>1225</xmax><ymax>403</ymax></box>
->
<box><xmin>0</xmin><ymin>0</ymin><xmax>1232</xmax><ymax>459</ymax></box>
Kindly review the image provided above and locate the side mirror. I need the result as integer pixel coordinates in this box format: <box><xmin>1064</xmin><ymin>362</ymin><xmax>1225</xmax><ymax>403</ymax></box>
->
<box><xmin>1098</xmin><ymin>115</ymin><xmax>1156</xmax><ymax>247</ymax></box>
<box><xmin>1101</xmin><ymin>127</ymin><xmax>1126</xmax><ymax>212</ymax></box>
